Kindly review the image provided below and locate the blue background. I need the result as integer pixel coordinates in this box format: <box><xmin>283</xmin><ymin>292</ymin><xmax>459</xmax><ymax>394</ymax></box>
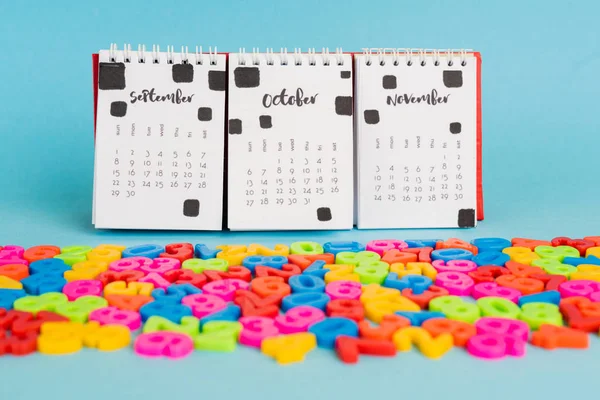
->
<box><xmin>1</xmin><ymin>0</ymin><xmax>599</xmax><ymax>399</ymax></box>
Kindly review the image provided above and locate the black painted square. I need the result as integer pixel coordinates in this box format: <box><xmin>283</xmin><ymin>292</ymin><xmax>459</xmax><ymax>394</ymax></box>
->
<box><xmin>208</xmin><ymin>70</ymin><xmax>226</xmax><ymax>91</ymax></box>
<box><xmin>172</xmin><ymin>64</ymin><xmax>194</xmax><ymax>83</ymax></box>
<box><xmin>98</xmin><ymin>62</ymin><xmax>126</xmax><ymax>90</ymax></box>
<box><xmin>340</xmin><ymin>71</ymin><xmax>351</xmax><ymax>79</ymax></box>
<box><xmin>317</xmin><ymin>207</ymin><xmax>332</xmax><ymax>222</ymax></box>
<box><xmin>450</xmin><ymin>122</ymin><xmax>462</xmax><ymax>134</ymax></box>
<box><xmin>198</xmin><ymin>107</ymin><xmax>212</xmax><ymax>121</ymax></box>
<box><xmin>335</xmin><ymin>96</ymin><xmax>353</xmax><ymax>116</ymax></box>
<box><xmin>364</xmin><ymin>110</ymin><xmax>380</xmax><ymax>124</ymax></box>
<box><xmin>183</xmin><ymin>199</ymin><xmax>200</xmax><ymax>217</ymax></box>
<box><xmin>234</xmin><ymin>67</ymin><xmax>260</xmax><ymax>88</ymax></box>
<box><xmin>382</xmin><ymin>75</ymin><xmax>397</xmax><ymax>89</ymax></box>
<box><xmin>457</xmin><ymin>208</ymin><xmax>475</xmax><ymax>228</ymax></box>
<box><xmin>443</xmin><ymin>70</ymin><xmax>463</xmax><ymax>88</ymax></box>
<box><xmin>229</xmin><ymin>119</ymin><xmax>242</xmax><ymax>135</ymax></box>
<box><xmin>259</xmin><ymin>115</ymin><xmax>272</xmax><ymax>129</ymax></box>
<box><xmin>110</xmin><ymin>101</ymin><xmax>127</xmax><ymax>117</ymax></box>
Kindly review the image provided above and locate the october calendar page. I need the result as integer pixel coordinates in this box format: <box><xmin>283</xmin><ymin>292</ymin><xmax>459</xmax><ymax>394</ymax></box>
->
<box><xmin>226</xmin><ymin>52</ymin><xmax>354</xmax><ymax>231</ymax></box>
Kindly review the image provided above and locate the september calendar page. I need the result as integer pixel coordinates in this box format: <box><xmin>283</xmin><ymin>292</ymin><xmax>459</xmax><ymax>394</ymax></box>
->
<box><xmin>227</xmin><ymin>52</ymin><xmax>354</xmax><ymax>230</ymax></box>
<box><xmin>355</xmin><ymin>51</ymin><xmax>479</xmax><ymax>229</ymax></box>
<box><xmin>93</xmin><ymin>49</ymin><xmax>226</xmax><ymax>230</ymax></box>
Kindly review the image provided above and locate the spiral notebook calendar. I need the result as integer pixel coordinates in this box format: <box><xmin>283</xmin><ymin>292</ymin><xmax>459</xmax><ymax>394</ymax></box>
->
<box><xmin>92</xmin><ymin>45</ymin><xmax>226</xmax><ymax>230</ymax></box>
<box><xmin>226</xmin><ymin>50</ymin><xmax>354</xmax><ymax>230</ymax></box>
<box><xmin>92</xmin><ymin>46</ymin><xmax>483</xmax><ymax>231</ymax></box>
<box><xmin>355</xmin><ymin>49</ymin><xmax>483</xmax><ymax>229</ymax></box>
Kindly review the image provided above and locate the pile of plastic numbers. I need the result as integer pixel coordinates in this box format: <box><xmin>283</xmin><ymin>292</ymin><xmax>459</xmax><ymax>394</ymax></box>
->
<box><xmin>1</xmin><ymin>236</ymin><xmax>600</xmax><ymax>363</ymax></box>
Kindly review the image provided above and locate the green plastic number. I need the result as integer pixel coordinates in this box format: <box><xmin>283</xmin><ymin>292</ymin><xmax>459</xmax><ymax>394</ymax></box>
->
<box><xmin>54</xmin><ymin>246</ymin><xmax>93</xmax><ymax>266</ymax></box>
<box><xmin>194</xmin><ymin>321</ymin><xmax>242</xmax><ymax>352</ymax></box>
<box><xmin>335</xmin><ymin>251</ymin><xmax>381</xmax><ymax>266</ymax></box>
<box><xmin>182</xmin><ymin>258</ymin><xmax>228</xmax><ymax>273</ymax></box>
<box><xmin>354</xmin><ymin>262</ymin><xmax>390</xmax><ymax>285</ymax></box>
<box><xmin>13</xmin><ymin>292</ymin><xmax>68</xmax><ymax>315</ymax></box>
<box><xmin>519</xmin><ymin>302</ymin><xmax>562</xmax><ymax>330</ymax></box>
<box><xmin>477</xmin><ymin>297</ymin><xmax>521</xmax><ymax>319</ymax></box>
<box><xmin>534</xmin><ymin>246</ymin><xmax>579</xmax><ymax>262</ymax></box>
<box><xmin>429</xmin><ymin>295</ymin><xmax>480</xmax><ymax>324</ymax></box>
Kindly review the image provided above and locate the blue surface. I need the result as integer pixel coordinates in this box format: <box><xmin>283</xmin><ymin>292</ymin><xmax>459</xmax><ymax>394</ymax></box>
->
<box><xmin>1</xmin><ymin>0</ymin><xmax>600</xmax><ymax>399</ymax></box>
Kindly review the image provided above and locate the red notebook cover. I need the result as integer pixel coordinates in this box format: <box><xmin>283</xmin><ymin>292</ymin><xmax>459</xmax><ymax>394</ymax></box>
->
<box><xmin>92</xmin><ymin>51</ymin><xmax>484</xmax><ymax>222</ymax></box>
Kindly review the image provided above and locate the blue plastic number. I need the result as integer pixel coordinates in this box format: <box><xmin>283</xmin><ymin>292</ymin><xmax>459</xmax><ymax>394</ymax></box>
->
<box><xmin>122</xmin><ymin>244</ymin><xmax>164</xmax><ymax>259</ymax></box>
<box><xmin>323</xmin><ymin>241</ymin><xmax>365</xmax><ymax>255</ymax></box>
<box><xmin>152</xmin><ymin>284</ymin><xmax>203</xmax><ymax>304</ymax></box>
<box><xmin>396</xmin><ymin>311</ymin><xmax>446</xmax><ymax>326</ymax></box>
<box><xmin>281</xmin><ymin>292</ymin><xmax>330</xmax><ymax>312</ymax></box>
<box><xmin>471</xmin><ymin>238</ymin><xmax>511</xmax><ymax>253</ymax></box>
<box><xmin>431</xmin><ymin>248</ymin><xmax>474</xmax><ymax>262</ymax></box>
<box><xmin>242</xmin><ymin>255</ymin><xmax>287</xmax><ymax>273</ymax></box>
<box><xmin>405</xmin><ymin>239</ymin><xmax>441</xmax><ymax>248</ymax></box>
<box><xmin>303</xmin><ymin>260</ymin><xmax>328</xmax><ymax>279</ymax></box>
<box><xmin>308</xmin><ymin>317</ymin><xmax>358</xmax><ymax>349</ymax></box>
<box><xmin>194</xmin><ymin>244</ymin><xmax>220</xmax><ymax>260</ymax></box>
<box><xmin>562</xmin><ymin>256</ymin><xmax>600</xmax><ymax>267</ymax></box>
<box><xmin>518</xmin><ymin>290</ymin><xmax>561</xmax><ymax>307</ymax></box>
<box><xmin>21</xmin><ymin>273</ymin><xmax>66</xmax><ymax>295</ymax></box>
<box><xmin>29</xmin><ymin>259</ymin><xmax>70</xmax><ymax>276</ymax></box>
<box><xmin>199</xmin><ymin>305</ymin><xmax>241</xmax><ymax>329</ymax></box>
<box><xmin>0</xmin><ymin>289</ymin><xmax>27</xmax><ymax>310</ymax></box>
<box><xmin>288</xmin><ymin>274</ymin><xmax>326</xmax><ymax>294</ymax></box>
<box><xmin>383</xmin><ymin>273</ymin><xmax>432</xmax><ymax>294</ymax></box>
<box><xmin>472</xmin><ymin>251</ymin><xmax>510</xmax><ymax>267</ymax></box>
<box><xmin>139</xmin><ymin>301</ymin><xmax>193</xmax><ymax>323</ymax></box>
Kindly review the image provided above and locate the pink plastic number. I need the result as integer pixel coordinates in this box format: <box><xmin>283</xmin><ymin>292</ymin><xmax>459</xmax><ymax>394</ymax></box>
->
<box><xmin>109</xmin><ymin>256</ymin><xmax>153</xmax><ymax>272</ymax></box>
<box><xmin>62</xmin><ymin>279</ymin><xmax>104</xmax><ymax>300</ymax></box>
<box><xmin>239</xmin><ymin>316</ymin><xmax>279</xmax><ymax>347</ymax></box>
<box><xmin>181</xmin><ymin>293</ymin><xmax>227</xmax><ymax>318</ymax></box>
<box><xmin>590</xmin><ymin>292</ymin><xmax>600</xmax><ymax>302</ymax></box>
<box><xmin>139</xmin><ymin>258</ymin><xmax>181</xmax><ymax>276</ymax></box>
<box><xmin>325</xmin><ymin>280</ymin><xmax>362</xmax><ymax>300</ymax></box>
<box><xmin>366</xmin><ymin>240</ymin><xmax>408</xmax><ymax>256</ymax></box>
<box><xmin>89</xmin><ymin>306</ymin><xmax>141</xmax><ymax>330</ymax></box>
<box><xmin>0</xmin><ymin>246</ymin><xmax>24</xmax><ymax>257</ymax></box>
<box><xmin>435</xmin><ymin>271</ymin><xmax>474</xmax><ymax>295</ymax></box>
<box><xmin>432</xmin><ymin>259</ymin><xmax>477</xmax><ymax>274</ymax></box>
<box><xmin>471</xmin><ymin>282</ymin><xmax>521</xmax><ymax>303</ymax></box>
<box><xmin>468</xmin><ymin>317</ymin><xmax>529</xmax><ymax>359</ymax></box>
<box><xmin>202</xmin><ymin>279</ymin><xmax>249</xmax><ymax>302</ymax></box>
<box><xmin>134</xmin><ymin>332</ymin><xmax>194</xmax><ymax>359</ymax></box>
<box><xmin>0</xmin><ymin>246</ymin><xmax>27</xmax><ymax>266</ymax></box>
<box><xmin>559</xmin><ymin>280</ymin><xmax>600</xmax><ymax>299</ymax></box>
<box><xmin>138</xmin><ymin>272</ymin><xmax>171</xmax><ymax>289</ymax></box>
<box><xmin>475</xmin><ymin>317</ymin><xmax>530</xmax><ymax>342</ymax></box>
<box><xmin>274</xmin><ymin>306</ymin><xmax>325</xmax><ymax>334</ymax></box>
<box><xmin>467</xmin><ymin>333</ymin><xmax>525</xmax><ymax>359</ymax></box>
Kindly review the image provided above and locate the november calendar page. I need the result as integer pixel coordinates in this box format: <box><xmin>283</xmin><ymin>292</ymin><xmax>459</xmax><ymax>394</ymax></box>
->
<box><xmin>355</xmin><ymin>51</ymin><xmax>480</xmax><ymax>229</ymax></box>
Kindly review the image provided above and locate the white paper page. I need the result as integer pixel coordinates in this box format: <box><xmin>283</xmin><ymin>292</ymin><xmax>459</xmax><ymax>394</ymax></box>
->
<box><xmin>355</xmin><ymin>52</ymin><xmax>478</xmax><ymax>229</ymax></box>
<box><xmin>227</xmin><ymin>52</ymin><xmax>354</xmax><ymax>230</ymax></box>
<box><xmin>94</xmin><ymin>49</ymin><xmax>226</xmax><ymax>230</ymax></box>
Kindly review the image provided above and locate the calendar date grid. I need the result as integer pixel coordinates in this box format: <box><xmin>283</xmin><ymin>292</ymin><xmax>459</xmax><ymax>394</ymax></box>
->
<box><xmin>369</xmin><ymin>134</ymin><xmax>467</xmax><ymax>204</ymax></box>
<box><xmin>241</xmin><ymin>138</ymin><xmax>343</xmax><ymax>209</ymax></box>
<box><xmin>108</xmin><ymin>123</ymin><xmax>213</xmax><ymax>199</ymax></box>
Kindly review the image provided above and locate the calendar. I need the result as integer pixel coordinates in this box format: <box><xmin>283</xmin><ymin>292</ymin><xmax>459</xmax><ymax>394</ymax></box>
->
<box><xmin>354</xmin><ymin>49</ymin><xmax>483</xmax><ymax>229</ymax></box>
<box><xmin>226</xmin><ymin>50</ymin><xmax>354</xmax><ymax>230</ymax></box>
<box><xmin>92</xmin><ymin>45</ymin><xmax>226</xmax><ymax>230</ymax></box>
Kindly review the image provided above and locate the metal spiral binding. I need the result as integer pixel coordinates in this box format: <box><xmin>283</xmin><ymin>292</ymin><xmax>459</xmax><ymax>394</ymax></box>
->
<box><xmin>236</xmin><ymin>48</ymin><xmax>345</xmax><ymax>66</ymax></box>
<box><xmin>362</xmin><ymin>48</ymin><xmax>470</xmax><ymax>67</ymax></box>
<box><xmin>107</xmin><ymin>43</ymin><xmax>219</xmax><ymax>65</ymax></box>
